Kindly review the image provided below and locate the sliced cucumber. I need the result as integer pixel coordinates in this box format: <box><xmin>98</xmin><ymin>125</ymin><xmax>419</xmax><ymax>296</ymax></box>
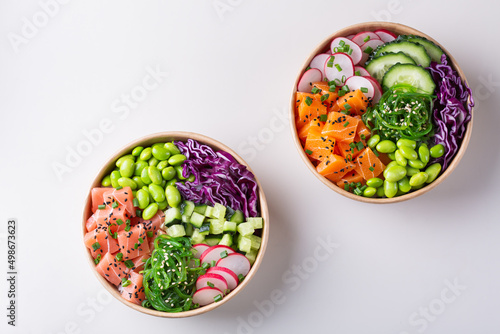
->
<box><xmin>193</xmin><ymin>204</ymin><xmax>207</xmax><ymax>215</ymax></box>
<box><xmin>365</xmin><ymin>52</ymin><xmax>416</xmax><ymax>83</ymax></box>
<box><xmin>189</xmin><ymin>212</ymin><xmax>205</xmax><ymax>228</ymax></box>
<box><xmin>184</xmin><ymin>222</ymin><xmax>193</xmax><ymax>237</ymax></box>
<box><xmin>373</xmin><ymin>41</ymin><xmax>431</xmax><ymax>67</ymax></box>
<box><xmin>237</xmin><ymin>222</ymin><xmax>255</xmax><ymax>237</ymax></box>
<box><xmin>205</xmin><ymin>235</ymin><xmax>222</xmax><ymax>247</ymax></box>
<box><xmin>180</xmin><ymin>200</ymin><xmax>195</xmax><ymax>217</ymax></box>
<box><xmin>166</xmin><ymin>224</ymin><xmax>186</xmax><ymax>238</ymax></box>
<box><xmin>164</xmin><ymin>207</ymin><xmax>182</xmax><ymax>227</ymax></box>
<box><xmin>190</xmin><ymin>229</ymin><xmax>207</xmax><ymax>244</ymax></box>
<box><xmin>209</xmin><ymin>218</ymin><xmax>224</xmax><ymax>234</ymax></box>
<box><xmin>397</xmin><ymin>35</ymin><xmax>444</xmax><ymax>63</ymax></box>
<box><xmin>382</xmin><ymin>63</ymin><xmax>436</xmax><ymax>94</ymax></box>
<box><xmin>237</xmin><ymin>235</ymin><xmax>252</xmax><ymax>253</ymax></box>
<box><xmin>245</xmin><ymin>249</ymin><xmax>258</xmax><ymax>265</ymax></box>
<box><xmin>219</xmin><ymin>233</ymin><xmax>233</xmax><ymax>247</ymax></box>
<box><xmin>229</xmin><ymin>210</ymin><xmax>244</xmax><ymax>223</ymax></box>
<box><xmin>223</xmin><ymin>220</ymin><xmax>237</xmax><ymax>232</ymax></box>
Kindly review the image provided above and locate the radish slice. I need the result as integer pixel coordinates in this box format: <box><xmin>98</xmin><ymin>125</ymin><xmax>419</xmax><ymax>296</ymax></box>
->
<box><xmin>359</xmin><ymin>39</ymin><xmax>385</xmax><ymax>65</ymax></box>
<box><xmin>354</xmin><ymin>66</ymin><xmax>370</xmax><ymax>77</ymax></box>
<box><xmin>365</xmin><ymin>76</ymin><xmax>383</xmax><ymax>103</ymax></box>
<box><xmin>324</xmin><ymin>53</ymin><xmax>354</xmax><ymax>83</ymax></box>
<box><xmin>374</xmin><ymin>29</ymin><xmax>397</xmax><ymax>43</ymax></box>
<box><xmin>192</xmin><ymin>287</ymin><xmax>224</xmax><ymax>306</ymax></box>
<box><xmin>309</xmin><ymin>53</ymin><xmax>331</xmax><ymax>78</ymax></box>
<box><xmin>344</xmin><ymin>76</ymin><xmax>375</xmax><ymax>101</ymax></box>
<box><xmin>330</xmin><ymin>37</ymin><xmax>362</xmax><ymax>65</ymax></box>
<box><xmin>216</xmin><ymin>253</ymin><xmax>251</xmax><ymax>277</ymax></box>
<box><xmin>345</xmin><ymin>34</ymin><xmax>355</xmax><ymax>40</ymax></box>
<box><xmin>207</xmin><ymin>266</ymin><xmax>239</xmax><ymax>290</ymax></box>
<box><xmin>297</xmin><ymin>68</ymin><xmax>322</xmax><ymax>93</ymax></box>
<box><xmin>192</xmin><ymin>244</ymin><xmax>210</xmax><ymax>259</ymax></box>
<box><xmin>200</xmin><ymin>245</ymin><xmax>235</xmax><ymax>265</ymax></box>
<box><xmin>196</xmin><ymin>273</ymin><xmax>228</xmax><ymax>294</ymax></box>
<box><xmin>352</xmin><ymin>31</ymin><xmax>381</xmax><ymax>46</ymax></box>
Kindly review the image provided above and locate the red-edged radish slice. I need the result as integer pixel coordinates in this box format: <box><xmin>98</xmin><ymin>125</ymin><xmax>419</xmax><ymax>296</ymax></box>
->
<box><xmin>216</xmin><ymin>253</ymin><xmax>251</xmax><ymax>277</ymax></box>
<box><xmin>192</xmin><ymin>244</ymin><xmax>210</xmax><ymax>259</ymax></box>
<box><xmin>207</xmin><ymin>266</ymin><xmax>239</xmax><ymax>290</ymax></box>
<box><xmin>330</xmin><ymin>37</ymin><xmax>362</xmax><ymax>65</ymax></box>
<box><xmin>324</xmin><ymin>53</ymin><xmax>354</xmax><ymax>83</ymax></box>
<box><xmin>200</xmin><ymin>245</ymin><xmax>235</xmax><ymax>265</ymax></box>
<box><xmin>354</xmin><ymin>66</ymin><xmax>370</xmax><ymax>77</ymax></box>
<box><xmin>297</xmin><ymin>68</ymin><xmax>322</xmax><ymax>93</ymax></box>
<box><xmin>344</xmin><ymin>76</ymin><xmax>375</xmax><ymax>101</ymax></box>
<box><xmin>345</xmin><ymin>34</ymin><xmax>355</xmax><ymax>40</ymax></box>
<box><xmin>196</xmin><ymin>273</ymin><xmax>228</xmax><ymax>294</ymax></box>
<box><xmin>365</xmin><ymin>76</ymin><xmax>383</xmax><ymax>103</ymax></box>
<box><xmin>359</xmin><ymin>39</ymin><xmax>385</xmax><ymax>65</ymax></box>
<box><xmin>352</xmin><ymin>31</ymin><xmax>380</xmax><ymax>46</ymax></box>
<box><xmin>374</xmin><ymin>29</ymin><xmax>397</xmax><ymax>43</ymax></box>
<box><xmin>192</xmin><ymin>287</ymin><xmax>224</xmax><ymax>306</ymax></box>
<box><xmin>309</xmin><ymin>53</ymin><xmax>331</xmax><ymax>78</ymax></box>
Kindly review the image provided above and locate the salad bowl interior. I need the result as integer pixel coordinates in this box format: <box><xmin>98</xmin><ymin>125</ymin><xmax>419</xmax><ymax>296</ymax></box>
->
<box><xmin>82</xmin><ymin>131</ymin><xmax>269</xmax><ymax>317</ymax></box>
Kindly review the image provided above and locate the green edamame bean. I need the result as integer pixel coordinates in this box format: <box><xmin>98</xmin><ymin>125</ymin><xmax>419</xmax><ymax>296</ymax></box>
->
<box><xmin>132</xmin><ymin>176</ymin><xmax>145</xmax><ymax>189</ymax></box>
<box><xmin>388</xmin><ymin>152</ymin><xmax>396</xmax><ymax>160</ymax></box>
<box><xmin>399</xmin><ymin>145</ymin><xmax>418</xmax><ymax>160</ymax></box>
<box><xmin>376</xmin><ymin>186</ymin><xmax>385</xmax><ymax>197</ymax></box>
<box><xmin>412</xmin><ymin>183</ymin><xmax>425</xmax><ymax>191</ymax></box>
<box><xmin>418</xmin><ymin>144</ymin><xmax>430</xmax><ymax>165</ymax></box>
<box><xmin>132</xmin><ymin>146</ymin><xmax>144</xmax><ymax>157</ymax></box>
<box><xmin>157</xmin><ymin>160</ymin><xmax>169</xmax><ymax>171</ymax></box>
<box><xmin>363</xmin><ymin>187</ymin><xmax>377</xmax><ymax>198</ymax></box>
<box><xmin>367</xmin><ymin>135</ymin><xmax>380</xmax><ymax>149</ymax></box>
<box><xmin>398</xmin><ymin>176</ymin><xmax>411</xmax><ymax>193</ymax></box>
<box><xmin>168</xmin><ymin>154</ymin><xmax>187</xmax><ymax>166</ymax></box>
<box><xmin>136</xmin><ymin>189</ymin><xmax>150</xmax><ymax>210</ymax></box>
<box><xmin>161</xmin><ymin>166</ymin><xmax>176</xmax><ymax>181</ymax></box>
<box><xmin>161</xmin><ymin>179</ymin><xmax>167</xmax><ymax>188</ymax></box>
<box><xmin>148</xmin><ymin>157</ymin><xmax>159</xmax><ymax>167</ymax></box>
<box><xmin>394</xmin><ymin>149</ymin><xmax>407</xmax><ymax>167</ymax></box>
<box><xmin>119</xmin><ymin>158</ymin><xmax>135</xmax><ymax>178</ymax></box>
<box><xmin>409</xmin><ymin>172</ymin><xmax>428</xmax><ymax>187</ymax></box>
<box><xmin>118</xmin><ymin>177</ymin><xmax>137</xmax><ymax>190</ymax></box>
<box><xmin>366</xmin><ymin>177</ymin><xmax>383</xmax><ymax>188</ymax></box>
<box><xmin>175</xmin><ymin>165</ymin><xmax>187</xmax><ymax>180</ymax></box>
<box><xmin>101</xmin><ymin>175</ymin><xmax>111</xmax><ymax>187</ymax></box>
<box><xmin>148</xmin><ymin>166</ymin><xmax>162</xmax><ymax>185</ymax></box>
<box><xmin>397</xmin><ymin>138</ymin><xmax>416</xmax><ymax>149</ymax></box>
<box><xmin>386</xmin><ymin>161</ymin><xmax>399</xmax><ymax>169</ymax></box>
<box><xmin>152</xmin><ymin>142</ymin><xmax>165</xmax><ymax>149</ymax></box>
<box><xmin>116</xmin><ymin>154</ymin><xmax>135</xmax><ymax>168</ymax></box>
<box><xmin>148</xmin><ymin>184</ymin><xmax>166</xmax><ymax>203</ymax></box>
<box><xmin>406</xmin><ymin>166</ymin><xmax>420</xmax><ymax>176</ymax></box>
<box><xmin>134</xmin><ymin>160</ymin><xmax>148</xmax><ymax>176</ymax></box>
<box><xmin>187</xmin><ymin>174</ymin><xmax>195</xmax><ymax>183</ymax></box>
<box><xmin>425</xmin><ymin>163</ymin><xmax>442</xmax><ymax>183</ymax></box>
<box><xmin>142</xmin><ymin>186</ymin><xmax>155</xmax><ymax>202</ymax></box>
<box><xmin>157</xmin><ymin>200</ymin><xmax>168</xmax><ymax>211</ymax></box>
<box><xmin>384</xmin><ymin>180</ymin><xmax>398</xmax><ymax>198</ymax></box>
<box><xmin>110</xmin><ymin>170</ymin><xmax>121</xmax><ymax>188</ymax></box>
<box><xmin>143</xmin><ymin>203</ymin><xmax>159</xmax><ymax>220</ymax></box>
<box><xmin>152</xmin><ymin>145</ymin><xmax>170</xmax><ymax>161</ymax></box>
<box><xmin>139</xmin><ymin>147</ymin><xmax>152</xmax><ymax>161</ymax></box>
<box><xmin>376</xmin><ymin>140</ymin><xmax>397</xmax><ymax>153</ymax></box>
<box><xmin>166</xmin><ymin>179</ymin><xmax>178</xmax><ymax>187</ymax></box>
<box><xmin>165</xmin><ymin>185</ymin><xmax>181</xmax><ymax>208</ymax></box>
<box><xmin>383</xmin><ymin>165</ymin><xmax>407</xmax><ymax>182</ymax></box>
<box><xmin>430</xmin><ymin>144</ymin><xmax>445</xmax><ymax>158</ymax></box>
<box><xmin>140</xmin><ymin>167</ymin><xmax>152</xmax><ymax>185</ymax></box>
<box><xmin>165</xmin><ymin>142</ymin><xmax>181</xmax><ymax>155</ymax></box>
<box><xmin>408</xmin><ymin>159</ymin><xmax>426</xmax><ymax>169</ymax></box>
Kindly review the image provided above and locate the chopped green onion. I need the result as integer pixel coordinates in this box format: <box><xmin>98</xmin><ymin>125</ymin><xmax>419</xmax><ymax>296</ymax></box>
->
<box><xmin>207</xmin><ymin>281</ymin><xmax>214</xmax><ymax>288</ymax></box>
<box><xmin>94</xmin><ymin>254</ymin><xmax>101</xmax><ymax>264</ymax></box>
<box><xmin>305</xmin><ymin>96</ymin><xmax>313</xmax><ymax>106</ymax></box>
<box><xmin>347</xmin><ymin>48</ymin><xmax>353</xmax><ymax>55</ymax></box>
<box><xmin>343</xmin><ymin>121</ymin><xmax>350</xmax><ymax>127</ymax></box>
<box><xmin>122</xmin><ymin>278</ymin><xmax>131</xmax><ymax>287</ymax></box>
<box><xmin>369</xmin><ymin>166</ymin><xmax>375</xmax><ymax>172</ymax></box>
<box><xmin>339</xmin><ymin>40</ymin><xmax>345</xmax><ymax>47</ymax></box>
<box><xmin>329</xmin><ymin>86</ymin><xmax>336</xmax><ymax>92</ymax></box>
<box><xmin>360</xmin><ymin>134</ymin><xmax>366</xmax><ymax>140</ymax></box>
<box><xmin>327</xmin><ymin>80</ymin><xmax>336</xmax><ymax>86</ymax></box>
<box><xmin>340</xmin><ymin>110</ymin><xmax>350</xmax><ymax>115</ymax></box>
<box><xmin>373</xmin><ymin>150</ymin><xmax>380</xmax><ymax>157</ymax></box>
<box><xmin>115</xmin><ymin>253</ymin><xmax>123</xmax><ymax>261</ymax></box>
<box><xmin>327</xmin><ymin>61</ymin><xmax>334</xmax><ymax>68</ymax></box>
<box><xmin>338</xmin><ymin>90</ymin><xmax>345</xmax><ymax>97</ymax></box>
<box><xmin>363</xmin><ymin>36</ymin><xmax>371</xmax><ymax>43</ymax></box>
<box><xmin>364</xmin><ymin>46</ymin><xmax>373</xmax><ymax>54</ymax></box>
<box><xmin>220</xmin><ymin>250</ymin><xmax>228</xmax><ymax>259</ymax></box>
<box><xmin>117</xmin><ymin>219</ymin><xmax>124</xmax><ymax>225</ymax></box>
<box><xmin>238</xmin><ymin>274</ymin><xmax>245</xmax><ymax>282</ymax></box>
<box><xmin>319</xmin><ymin>114</ymin><xmax>328</xmax><ymax>122</ymax></box>
<box><xmin>138</xmin><ymin>237</ymin><xmax>144</xmax><ymax>244</ymax></box>
<box><xmin>360</xmin><ymin>87</ymin><xmax>368</xmax><ymax>93</ymax></box>
<box><xmin>344</xmin><ymin>184</ymin><xmax>349</xmax><ymax>191</ymax></box>
<box><xmin>202</xmin><ymin>262</ymin><xmax>210</xmax><ymax>269</ymax></box>
<box><xmin>335</xmin><ymin>64</ymin><xmax>342</xmax><ymax>72</ymax></box>
<box><xmin>305</xmin><ymin>66</ymin><xmax>311</xmax><ymax>71</ymax></box>
<box><xmin>355</xmin><ymin>70</ymin><xmax>361</xmax><ymax>76</ymax></box>
<box><xmin>136</xmin><ymin>209</ymin><xmax>142</xmax><ymax>217</ymax></box>
<box><xmin>356</xmin><ymin>141</ymin><xmax>364</xmax><ymax>151</ymax></box>
<box><xmin>344</xmin><ymin>103</ymin><xmax>351</xmax><ymax>110</ymax></box>
<box><xmin>311</xmin><ymin>87</ymin><xmax>320</xmax><ymax>94</ymax></box>
<box><xmin>115</xmin><ymin>186</ymin><xmax>123</xmax><ymax>190</ymax></box>
<box><xmin>211</xmin><ymin>260</ymin><xmax>216</xmax><ymax>267</ymax></box>
<box><xmin>349</xmin><ymin>142</ymin><xmax>356</xmax><ymax>149</ymax></box>
<box><xmin>146</xmin><ymin>231</ymin><xmax>154</xmax><ymax>238</ymax></box>
<box><xmin>305</xmin><ymin>149</ymin><xmax>313</xmax><ymax>155</ymax></box>
<box><xmin>124</xmin><ymin>260</ymin><xmax>134</xmax><ymax>269</ymax></box>
<box><xmin>112</xmin><ymin>201</ymin><xmax>119</xmax><ymax>209</ymax></box>
<box><xmin>97</xmin><ymin>204</ymin><xmax>106</xmax><ymax>210</ymax></box>
<box><xmin>320</xmin><ymin>94</ymin><xmax>329</xmax><ymax>102</ymax></box>
<box><xmin>214</xmin><ymin>294</ymin><xmax>223</xmax><ymax>302</ymax></box>
<box><xmin>91</xmin><ymin>242</ymin><xmax>101</xmax><ymax>251</ymax></box>
<box><xmin>134</xmin><ymin>243</ymin><xmax>138</xmax><ymax>249</ymax></box>
<box><xmin>133</xmin><ymin>198</ymin><xmax>139</xmax><ymax>207</ymax></box>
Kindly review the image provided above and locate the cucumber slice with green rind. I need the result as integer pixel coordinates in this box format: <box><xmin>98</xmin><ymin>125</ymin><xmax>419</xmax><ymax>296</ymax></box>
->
<box><xmin>382</xmin><ymin>63</ymin><xmax>436</xmax><ymax>94</ymax></box>
<box><xmin>365</xmin><ymin>52</ymin><xmax>416</xmax><ymax>83</ymax></box>
<box><xmin>396</xmin><ymin>35</ymin><xmax>445</xmax><ymax>63</ymax></box>
<box><xmin>372</xmin><ymin>41</ymin><xmax>431</xmax><ymax>67</ymax></box>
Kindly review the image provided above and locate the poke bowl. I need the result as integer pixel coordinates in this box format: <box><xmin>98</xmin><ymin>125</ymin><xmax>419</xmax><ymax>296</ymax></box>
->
<box><xmin>82</xmin><ymin>131</ymin><xmax>269</xmax><ymax>317</ymax></box>
<box><xmin>290</xmin><ymin>22</ymin><xmax>474</xmax><ymax>203</ymax></box>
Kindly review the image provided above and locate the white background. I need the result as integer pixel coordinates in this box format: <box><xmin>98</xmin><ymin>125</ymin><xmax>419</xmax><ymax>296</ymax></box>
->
<box><xmin>1</xmin><ymin>0</ymin><xmax>499</xmax><ymax>333</ymax></box>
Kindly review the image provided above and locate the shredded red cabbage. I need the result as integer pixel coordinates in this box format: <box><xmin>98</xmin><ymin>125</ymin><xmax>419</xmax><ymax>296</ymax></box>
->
<box><xmin>174</xmin><ymin>139</ymin><xmax>259</xmax><ymax>217</ymax></box>
<box><xmin>427</xmin><ymin>55</ymin><xmax>474</xmax><ymax>169</ymax></box>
